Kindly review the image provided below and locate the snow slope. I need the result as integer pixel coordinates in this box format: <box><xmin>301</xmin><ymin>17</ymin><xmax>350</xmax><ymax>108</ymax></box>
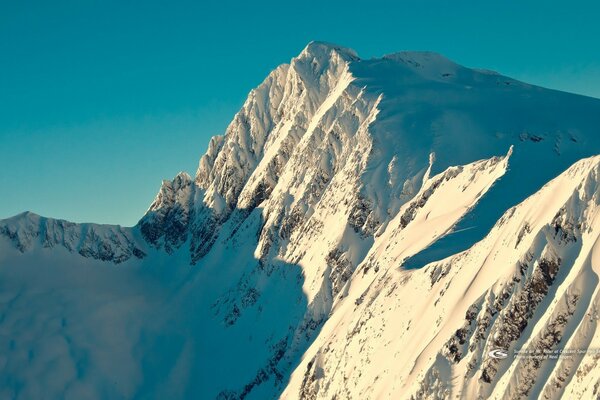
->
<box><xmin>1</xmin><ymin>42</ymin><xmax>600</xmax><ymax>399</ymax></box>
<box><xmin>283</xmin><ymin>154</ymin><xmax>600</xmax><ymax>400</ymax></box>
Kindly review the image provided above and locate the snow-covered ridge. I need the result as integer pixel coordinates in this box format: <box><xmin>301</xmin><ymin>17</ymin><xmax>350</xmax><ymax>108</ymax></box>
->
<box><xmin>283</xmin><ymin>154</ymin><xmax>600</xmax><ymax>400</ymax></box>
<box><xmin>4</xmin><ymin>41</ymin><xmax>599</xmax><ymax>267</ymax></box>
<box><xmin>139</xmin><ymin>41</ymin><xmax>600</xmax><ymax>266</ymax></box>
<box><xmin>1</xmin><ymin>41</ymin><xmax>600</xmax><ymax>400</ymax></box>
<box><xmin>0</xmin><ymin>211</ymin><xmax>145</xmax><ymax>263</ymax></box>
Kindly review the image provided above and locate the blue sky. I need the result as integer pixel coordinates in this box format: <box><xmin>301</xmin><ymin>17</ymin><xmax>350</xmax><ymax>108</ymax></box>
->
<box><xmin>1</xmin><ymin>0</ymin><xmax>599</xmax><ymax>226</ymax></box>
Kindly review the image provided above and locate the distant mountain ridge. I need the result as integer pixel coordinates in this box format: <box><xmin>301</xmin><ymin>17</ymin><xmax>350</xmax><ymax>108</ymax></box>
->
<box><xmin>1</xmin><ymin>42</ymin><xmax>600</xmax><ymax>399</ymax></box>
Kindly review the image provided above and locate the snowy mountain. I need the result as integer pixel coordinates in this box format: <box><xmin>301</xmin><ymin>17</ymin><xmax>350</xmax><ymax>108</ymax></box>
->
<box><xmin>1</xmin><ymin>42</ymin><xmax>600</xmax><ymax>400</ymax></box>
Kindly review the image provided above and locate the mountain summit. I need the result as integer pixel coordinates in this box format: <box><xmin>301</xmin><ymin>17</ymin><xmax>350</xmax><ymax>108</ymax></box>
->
<box><xmin>2</xmin><ymin>43</ymin><xmax>600</xmax><ymax>399</ymax></box>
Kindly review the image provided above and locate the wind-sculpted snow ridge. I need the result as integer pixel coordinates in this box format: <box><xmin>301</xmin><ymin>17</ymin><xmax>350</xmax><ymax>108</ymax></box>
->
<box><xmin>0</xmin><ymin>211</ymin><xmax>145</xmax><ymax>263</ymax></box>
<box><xmin>139</xmin><ymin>41</ymin><xmax>600</xmax><ymax>269</ymax></box>
<box><xmin>2</xmin><ymin>41</ymin><xmax>600</xmax><ymax>399</ymax></box>
<box><xmin>131</xmin><ymin>150</ymin><xmax>511</xmax><ymax>400</ymax></box>
<box><xmin>282</xmin><ymin>154</ymin><xmax>600</xmax><ymax>400</ymax></box>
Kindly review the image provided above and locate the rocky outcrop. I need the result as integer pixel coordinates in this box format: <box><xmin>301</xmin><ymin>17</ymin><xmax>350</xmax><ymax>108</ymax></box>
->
<box><xmin>0</xmin><ymin>211</ymin><xmax>145</xmax><ymax>263</ymax></box>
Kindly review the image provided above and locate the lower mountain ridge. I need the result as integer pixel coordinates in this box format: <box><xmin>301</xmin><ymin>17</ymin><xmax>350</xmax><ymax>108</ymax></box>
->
<box><xmin>1</xmin><ymin>42</ymin><xmax>600</xmax><ymax>399</ymax></box>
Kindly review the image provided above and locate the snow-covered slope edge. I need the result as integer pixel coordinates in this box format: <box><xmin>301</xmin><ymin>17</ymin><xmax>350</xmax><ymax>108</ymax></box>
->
<box><xmin>138</xmin><ymin>150</ymin><xmax>511</xmax><ymax>400</ymax></box>
<box><xmin>282</xmin><ymin>154</ymin><xmax>600</xmax><ymax>400</ymax></box>
<box><xmin>0</xmin><ymin>211</ymin><xmax>145</xmax><ymax>263</ymax></box>
<box><xmin>138</xmin><ymin>40</ymin><xmax>600</xmax><ymax>271</ymax></box>
<box><xmin>1</xmin><ymin>41</ymin><xmax>600</xmax><ymax>400</ymax></box>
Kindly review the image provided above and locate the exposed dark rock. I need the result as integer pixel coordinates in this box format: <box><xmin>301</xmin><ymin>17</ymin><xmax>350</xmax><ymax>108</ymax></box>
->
<box><xmin>479</xmin><ymin>256</ymin><xmax>561</xmax><ymax>384</ymax></box>
<box><xmin>326</xmin><ymin>248</ymin><xmax>354</xmax><ymax>297</ymax></box>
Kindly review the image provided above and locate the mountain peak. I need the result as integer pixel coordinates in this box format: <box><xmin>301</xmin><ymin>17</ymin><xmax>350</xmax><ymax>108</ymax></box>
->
<box><xmin>298</xmin><ymin>41</ymin><xmax>360</xmax><ymax>62</ymax></box>
<box><xmin>3</xmin><ymin>41</ymin><xmax>600</xmax><ymax>400</ymax></box>
<box><xmin>298</xmin><ymin>42</ymin><xmax>461</xmax><ymax>70</ymax></box>
<box><xmin>9</xmin><ymin>210</ymin><xmax>40</xmax><ymax>221</ymax></box>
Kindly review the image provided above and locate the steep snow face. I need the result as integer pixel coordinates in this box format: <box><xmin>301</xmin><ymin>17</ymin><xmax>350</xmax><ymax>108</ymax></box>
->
<box><xmin>129</xmin><ymin>151</ymin><xmax>511</xmax><ymax>400</ymax></box>
<box><xmin>138</xmin><ymin>42</ymin><xmax>377</xmax><ymax>264</ymax></box>
<box><xmin>140</xmin><ymin>41</ymin><xmax>600</xmax><ymax>268</ymax></box>
<box><xmin>348</xmin><ymin>49</ymin><xmax>600</xmax><ymax>268</ymax></box>
<box><xmin>282</xmin><ymin>155</ymin><xmax>600</xmax><ymax>400</ymax></box>
<box><xmin>2</xmin><ymin>42</ymin><xmax>600</xmax><ymax>400</ymax></box>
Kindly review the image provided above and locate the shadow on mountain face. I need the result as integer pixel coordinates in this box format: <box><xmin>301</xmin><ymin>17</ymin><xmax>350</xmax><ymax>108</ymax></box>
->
<box><xmin>0</xmin><ymin>206</ymin><xmax>318</xmax><ymax>400</ymax></box>
<box><xmin>403</xmin><ymin>138</ymin><xmax>600</xmax><ymax>270</ymax></box>
<box><xmin>130</xmin><ymin>207</ymin><xmax>318</xmax><ymax>400</ymax></box>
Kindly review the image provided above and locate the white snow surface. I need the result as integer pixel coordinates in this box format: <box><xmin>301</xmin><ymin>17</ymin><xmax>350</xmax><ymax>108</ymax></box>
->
<box><xmin>2</xmin><ymin>42</ymin><xmax>600</xmax><ymax>399</ymax></box>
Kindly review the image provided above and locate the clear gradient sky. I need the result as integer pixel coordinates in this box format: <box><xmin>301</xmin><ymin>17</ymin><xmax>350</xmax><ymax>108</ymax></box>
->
<box><xmin>1</xmin><ymin>0</ymin><xmax>599</xmax><ymax>226</ymax></box>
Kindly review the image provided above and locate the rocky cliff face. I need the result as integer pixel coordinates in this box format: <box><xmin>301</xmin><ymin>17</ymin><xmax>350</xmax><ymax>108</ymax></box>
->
<box><xmin>1</xmin><ymin>42</ymin><xmax>600</xmax><ymax>400</ymax></box>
